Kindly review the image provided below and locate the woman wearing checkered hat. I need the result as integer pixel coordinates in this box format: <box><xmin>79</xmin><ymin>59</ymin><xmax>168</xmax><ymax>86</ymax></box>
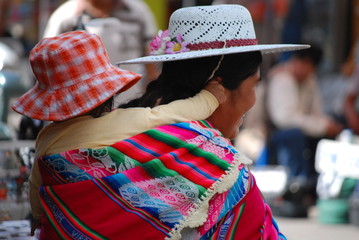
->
<box><xmin>13</xmin><ymin>5</ymin><xmax>309</xmax><ymax>239</ymax></box>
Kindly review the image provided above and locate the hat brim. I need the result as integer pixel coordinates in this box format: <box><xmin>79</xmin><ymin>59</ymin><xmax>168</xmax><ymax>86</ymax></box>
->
<box><xmin>12</xmin><ymin>66</ymin><xmax>141</xmax><ymax>121</ymax></box>
<box><xmin>117</xmin><ymin>44</ymin><xmax>310</xmax><ymax>65</ymax></box>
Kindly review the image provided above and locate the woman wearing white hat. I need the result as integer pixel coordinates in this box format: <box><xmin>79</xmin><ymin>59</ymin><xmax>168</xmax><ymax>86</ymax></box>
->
<box><xmin>12</xmin><ymin>29</ymin><xmax>226</xmax><ymax>238</ymax></box>
<box><xmin>19</xmin><ymin>4</ymin><xmax>308</xmax><ymax>240</ymax></box>
<box><xmin>117</xmin><ymin>4</ymin><xmax>308</xmax><ymax>239</ymax></box>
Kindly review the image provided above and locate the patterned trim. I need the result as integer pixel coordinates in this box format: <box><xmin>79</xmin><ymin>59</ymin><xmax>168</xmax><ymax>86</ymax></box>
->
<box><xmin>166</xmin><ymin>153</ymin><xmax>251</xmax><ymax>240</ymax></box>
<box><xmin>187</xmin><ymin>39</ymin><xmax>258</xmax><ymax>51</ymax></box>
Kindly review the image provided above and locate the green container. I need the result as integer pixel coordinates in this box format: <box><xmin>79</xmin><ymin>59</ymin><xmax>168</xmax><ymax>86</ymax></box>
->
<box><xmin>318</xmin><ymin>199</ymin><xmax>349</xmax><ymax>224</ymax></box>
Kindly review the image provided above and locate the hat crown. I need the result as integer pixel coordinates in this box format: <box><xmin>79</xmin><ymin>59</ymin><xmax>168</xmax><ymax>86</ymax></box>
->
<box><xmin>168</xmin><ymin>5</ymin><xmax>256</xmax><ymax>45</ymax></box>
<box><xmin>30</xmin><ymin>31</ymin><xmax>110</xmax><ymax>90</ymax></box>
<box><xmin>12</xmin><ymin>30</ymin><xmax>141</xmax><ymax>121</ymax></box>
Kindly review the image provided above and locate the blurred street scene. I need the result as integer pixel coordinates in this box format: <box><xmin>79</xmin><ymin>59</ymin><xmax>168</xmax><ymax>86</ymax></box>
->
<box><xmin>0</xmin><ymin>0</ymin><xmax>359</xmax><ymax>239</ymax></box>
<box><xmin>276</xmin><ymin>207</ymin><xmax>359</xmax><ymax>240</ymax></box>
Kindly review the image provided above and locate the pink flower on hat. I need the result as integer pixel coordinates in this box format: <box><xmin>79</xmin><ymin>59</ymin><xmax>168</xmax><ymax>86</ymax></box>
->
<box><xmin>150</xmin><ymin>30</ymin><xmax>171</xmax><ymax>55</ymax></box>
<box><xmin>165</xmin><ymin>34</ymin><xmax>189</xmax><ymax>54</ymax></box>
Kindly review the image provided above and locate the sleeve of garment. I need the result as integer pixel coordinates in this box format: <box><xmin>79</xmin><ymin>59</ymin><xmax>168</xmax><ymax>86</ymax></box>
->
<box><xmin>267</xmin><ymin>72</ymin><xmax>328</xmax><ymax>137</ymax></box>
<box><xmin>28</xmin><ymin>159</ymin><xmax>44</xmax><ymax>220</ymax></box>
<box><xmin>146</xmin><ymin>89</ymin><xmax>219</xmax><ymax>127</ymax></box>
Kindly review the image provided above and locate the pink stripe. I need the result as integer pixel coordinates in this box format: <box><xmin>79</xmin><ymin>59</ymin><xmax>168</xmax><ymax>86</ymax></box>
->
<box><xmin>123</xmin><ymin>167</ymin><xmax>153</xmax><ymax>183</ymax></box>
<box><xmin>158</xmin><ymin>125</ymin><xmax>202</xmax><ymax>140</ymax></box>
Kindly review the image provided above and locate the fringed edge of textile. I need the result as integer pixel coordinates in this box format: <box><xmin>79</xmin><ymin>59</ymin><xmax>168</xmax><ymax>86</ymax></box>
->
<box><xmin>166</xmin><ymin>151</ymin><xmax>252</xmax><ymax>240</ymax></box>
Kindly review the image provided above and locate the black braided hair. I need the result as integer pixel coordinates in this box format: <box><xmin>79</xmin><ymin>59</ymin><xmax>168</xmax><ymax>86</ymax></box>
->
<box><xmin>120</xmin><ymin>51</ymin><xmax>262</xmax><ymax>108</ymax></box>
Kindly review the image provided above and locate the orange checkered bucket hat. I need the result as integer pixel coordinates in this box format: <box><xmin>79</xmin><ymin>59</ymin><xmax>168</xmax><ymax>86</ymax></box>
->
<box><xmin>12</xmin><ymin>31</ymin><xmax>141</xmax><ymax>121</ymax></box>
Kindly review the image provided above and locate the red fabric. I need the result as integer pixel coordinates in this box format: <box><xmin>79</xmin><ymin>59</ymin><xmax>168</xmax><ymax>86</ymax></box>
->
<box><xmin>36</xmin><ymin>121</ymin><xmax>284</xmax><ymax>239</ymax></box>
<box><xmin>39</xmin><ymin>179</ymin><xmax>169</xmax><ymax>239</ymax></box>
<box><xmin>231</xmin><ymin>182</ymin><xmax>266</xmax><ymax>240</ymax></box>
<box><xmin>263</xmin><ymin>204</ymin><xmax>280</xmax><ymax>240</ymax></box>
<box><xmin>40</xmin><ymin>215</ymin><xmax>62</xmax><ymax>240</ymax></box>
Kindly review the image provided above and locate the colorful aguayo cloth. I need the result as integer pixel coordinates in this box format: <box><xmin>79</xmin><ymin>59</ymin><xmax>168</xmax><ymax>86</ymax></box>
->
<box><xmin>37</xmin><ymin>120</ymin><xmax>286</xmax><ymax>240</ymax></box>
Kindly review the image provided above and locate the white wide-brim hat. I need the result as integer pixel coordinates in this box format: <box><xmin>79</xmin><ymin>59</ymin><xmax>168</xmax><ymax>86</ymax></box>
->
<box><xmin>118</xmin><ymin>4</ymin><xmax>309</xmax><ymax>65</ymax></box>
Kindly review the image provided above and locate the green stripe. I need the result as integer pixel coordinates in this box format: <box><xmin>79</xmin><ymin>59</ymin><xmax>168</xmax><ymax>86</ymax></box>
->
<box><xmin>44</xmin><ymin>203</ymin><xmax>68</xmax><ymax>240</ymax></box>
<box><xmin>145</xmin><ymin>129</ymin><xmax>230</xmax><ymax>170</ymax></box>
<box><xmin>142</xmin><ymin>158</ymin><xmax>179</xmax><ymax>178</ymax></box>
<box><xmin>229</xmin><ymin>203</ymin><xmax>246</xmax><ymax>240</ymax></box>
<box><xmin>198</xmin><ymin>120</ymin><xmax>213</xmax><ymax>128</ymax></box>
<box><xmin>143</xmin><ymin>159</ymin><xmax>207</xmax><ymax>196</ymax></box>
<box><xmin>108</xmin><ymin>147</ymin><xmax>141</xmax><ymax>167</ymax></box>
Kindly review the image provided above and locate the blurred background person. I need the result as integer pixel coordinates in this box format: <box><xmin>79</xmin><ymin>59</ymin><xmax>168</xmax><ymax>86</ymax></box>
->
<box><xmin>42</xmin><ymin>0</ymin><xmax>159</xmax><ymax>105</ymax></box>
<box><xmin>263</xmin><ymin>45</ymin><xmax>344</xmax><ymax>217</ymax></box>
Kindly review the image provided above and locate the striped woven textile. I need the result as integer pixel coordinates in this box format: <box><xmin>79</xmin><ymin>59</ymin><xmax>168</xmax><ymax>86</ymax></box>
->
<box><xmin>37</xmin><ymin>120</ymin><xmax>286</xmax><ymax>240</ymax></box>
